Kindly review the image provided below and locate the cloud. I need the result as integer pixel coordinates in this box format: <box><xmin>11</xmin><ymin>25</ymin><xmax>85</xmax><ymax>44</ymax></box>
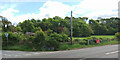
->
<box><xmin>39</xmin><ymin>1</ymin><xmax>71</xmax><ymax>18</ymax></box>
<box><xmin>0</xmin><ymin>8</ymin><xmax>19</xmax><ymax>16</ymax></box>
<box><xmin>73</xmin><ymin>0</ymin><xmax>119</xmax><ymax>19</ymax></box>
<box><xmin>0</xmin><ymin>0</ymin><xmax>119</xmax><ymax>24</ymax></box>
<box><xmin>0</xmin><ymin>1</ymin><xmax>72</xmax><ymax>24</ymax></box>
<box><xmin>0</xmin><ymin>7</ymin><xmax>19</xmax><ymax>22</ymax></box>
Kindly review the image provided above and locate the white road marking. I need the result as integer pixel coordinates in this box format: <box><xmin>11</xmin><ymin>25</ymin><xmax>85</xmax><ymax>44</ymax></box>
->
<box><xmin>106</xmin><ymin>51</ymin><xmax>119</xmax><ymax>55</ymax></box>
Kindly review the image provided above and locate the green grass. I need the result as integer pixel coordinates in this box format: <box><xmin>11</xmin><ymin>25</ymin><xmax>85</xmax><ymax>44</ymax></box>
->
<box><xmin>73</xmin><ymin>35</ymin><xmax>115</xmax><ymax>40</ymax></box>
<box><xmin>91</xmin><ymin>35</ymin><xmax>115</xmax><ymax>38</ymax></box>
<box><xmin>2</xmin><ymin>35</ymin><xmax>117</xmax><ymax>51</ymax></box>
<box><xmin>60</xmin><ymin>35</ymin><xmax>117</xmax><ymax>50</ymax></box>
<box><xmin>3</xmin><ymin>40</ymin><xmax>118</xmax><ymax>51</ymax></box>
<box><xmin>3</xmin><ymin>45</ymin><xmax>34</xmax><ymax>51</ymax></box>
<box><xmin>59</xmin><ymin>40</ymin><xmax>118</xmax><ymax>50</ymax></box>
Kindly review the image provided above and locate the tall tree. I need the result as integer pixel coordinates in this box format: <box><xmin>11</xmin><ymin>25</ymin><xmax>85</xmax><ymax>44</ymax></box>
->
<box><xmin>18</xmin><ymin>20</ymin><xmax>35</xmax><ymax>33</ymax></box>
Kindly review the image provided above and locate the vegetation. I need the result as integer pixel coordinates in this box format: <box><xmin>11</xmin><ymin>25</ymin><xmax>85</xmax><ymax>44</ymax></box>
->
<box><xmin>59</xmin><ymin>40</ymin><xmax>118</xmax><ymax>50</ymax></box>
<box><xmin>0</xmin><ymin>15</ymin><xmax>119</xmax><ymax>51</ymax></box>
<box><xmin>115</xmin><ymin>32</ymin><xmax>120</xmax><ymax>40</ymax></box>
<box><xmin>73</xmin><ymin>35</ymin><xmax>115</xmax><ymax>40</ymax></box>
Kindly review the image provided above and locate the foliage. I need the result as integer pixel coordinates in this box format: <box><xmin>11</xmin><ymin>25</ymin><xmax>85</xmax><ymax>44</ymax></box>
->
<box><xmin>1</xmin><ymin>16</ymin><xmax>119</xmax><ymax>51</ymax></box>
<box><xmin>18</xmin><ymin>20</ymin><xmax>35</xmax><ymax>33</ymax></box>
<box><xmin>16</xmin><ymin>26</ymin><xmax>22</xmax><ymax>32</ymax></box>
<box><xmin>49</xmin><ymin>32</ymin><xmax>69</xmax><ymax>42</ymax></box>
<box><xmin>89</xmin><ymin>18</ymin><xmax>118</xmax><ymax>35</ymax></box>
<box><xmin>46</xmin><ymin>40</ymin><xmax>60</xmax><ymax>50</ymax></box>
<box><xmin>33</xmin><ymin>30</ymin><xmax>47</xmax><ymax>49</ymax></box>
<box><xmin>73</xmin><ymin>20</ymin><xmax>93</xmax><ymax>37</ymax></box>
<box><xmin>115</xmin><ymin>32</ymin><xmax>120</xmax><ymax>40</ymax></box>
<box><xmin>45</xmin><ymin>29</ymin><xmax>53</xmax><ymax>36</ymax></box>
<box><xmin>2</xmin><ymin>32</ymin><xmax>20</xmax><ymax>46</ymax></box>
<box><xmin>87</xmin><ymin>37</ymin><xmax>93</xmax><ymax>40</ymax></box>
<box><xmin>79</xmin><ymin>40</ymin><xmax>87</xmax><ymax>45</ymax></box>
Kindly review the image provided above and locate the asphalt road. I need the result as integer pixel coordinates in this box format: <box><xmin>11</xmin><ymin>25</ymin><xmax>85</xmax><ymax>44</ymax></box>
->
<box><xmin>2</xmin><ymin>44</ymin><xmax>119</xmax><ymax>58</ymax></box>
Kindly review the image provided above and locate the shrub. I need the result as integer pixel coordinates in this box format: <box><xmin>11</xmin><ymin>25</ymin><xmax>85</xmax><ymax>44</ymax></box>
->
<box><xmin>45</xmin><ymin>29</ymin><xmax>53</xmax><ymax>36</ymax></box>
<box><xmin>74</xmin><ymin>39</ymin><xmax>79</xmax><ymax>42</ymax></box>
<box><xmin>2</xmin><ymin>32</ymin><xmax>20</xmax><ymax>47</ymax></box>
<box><xmin>79</xmin><ymin>40</ymin><xmax>87</xmax><ymax>45</ymax></box>
<box><xmin>50</xmin><ymin>32</ymin><xmax>69</xmax><ymax>42</ymax></box>
<box><xmin>85</xmin><ymin>37</ymin><xmax>96</xmax><ymax>45</ymax></box>
<box><xmin>46</xmin><ymin>40</ymin><xmax>60</xmax><ymax>50</ymax></box>
<box><xmin>33</xmin><ymin>30</ymin><xmax>47</xmax><ymax>50</ymax></box>
<box><xmin>50</xmin><ymin>32</ymin><xmax>62</xmax><ymax>42</ymax></box>
<box><xmin>115</xmin><ymin>32</ymin><xmax>120</xmax><ymax>40</ymax></box>
<box><xmin>24</xmin><ymin>36</ymin><xmax>35</xmax><ymax>48</ymax></box>
<box><xmin>61</xmin><ymin>33</ymin><xmax>69</xmax><ymax>42</ymax></box>
<box><xmin>87</xmin><ymin>37</ymin><xmax>92</xmax><ymax>40</ymax></box>
<box><xmin>59</xmin><ymin>44</ymin><xmax>69</xmax><ymax>50</ymax></box>
<box><xmin>18</xmin><ymin>32</ymin><xmax>31</xmax><ymax>45</ymax></box>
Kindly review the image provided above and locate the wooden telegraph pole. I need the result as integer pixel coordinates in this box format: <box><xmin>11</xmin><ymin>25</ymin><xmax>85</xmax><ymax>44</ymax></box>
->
<box><xmin>70</xmin><ymin>11</ymin><xmax>73</xmax><ymax>45</ymax></box>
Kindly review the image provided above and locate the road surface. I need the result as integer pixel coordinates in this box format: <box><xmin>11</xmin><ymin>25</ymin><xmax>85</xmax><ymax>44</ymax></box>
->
<box><xmin>2</xmin><ymin>44</ymin><xmax>119</xmax><ymax>58</ymax></box>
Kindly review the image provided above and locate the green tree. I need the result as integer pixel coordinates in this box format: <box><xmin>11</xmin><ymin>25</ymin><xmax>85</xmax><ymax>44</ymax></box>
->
<box><xmin>89</xmin><ymin>19</ymin><xmax>108</xmax><ymax>35</ymax></box>
<box><xmin>18</xmin><ymin>20</ymin><xmax>35</xmax><ymax>33</ymax></box>
<box><xmin>115</xmin><ymin>32</ymin><xmax>120</xmax><ymax>40</ymax></box>
<box><xmin>0</xmin><ymin>16</ymin><xmax>12</xmax><ymax>32</ymax></box>
<box><xmin>73</xmin><ymin>20</ymin><xmax>93</xmax><ymax>37</ymax></box>
<box><xmin>100</xmin><ymin>18</ymin><xmax>118</xmax><ymax>35</ymax></box>
<box><xmin>33</xmin><ymin>29</ymin><xmax>47</xmax><ymax>49</ymax></box>
<box><xmin>16</xmin><ymin>26</ymin><xmax>22</xmax><ymax>32</ymax></box>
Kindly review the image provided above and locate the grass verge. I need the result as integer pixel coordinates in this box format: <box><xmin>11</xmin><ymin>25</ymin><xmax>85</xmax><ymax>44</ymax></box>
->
<box><xmin>58</xmin><ymin>40</ymin><xmax>118</xmax><ymax>50</ymax></box>
<box><xmin>2</xmin><ymin>40</ymin><xmax>118</xmax><ymax>51</ymax></box>
<box><xmin>73</xmin><ymin>35</ymin><xmax>115</xmax><ymax>40</ymax></box>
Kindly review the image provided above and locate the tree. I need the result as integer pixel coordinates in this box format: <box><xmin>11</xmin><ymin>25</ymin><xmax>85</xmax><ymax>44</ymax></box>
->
<box><xmin>45</xmin><ymin>29</ymin><xmax>53</xmax><ymax>36</ymax></box>
<box><xmin>18</xmin><ymin>20</ymin><xmax>35</xmax><ymax>33</ymax></box>
<box><xmin>16</xmin><ymin>26</ymin><xmax>22</xmax><ymax>32</ymax></box>
<box><xmin>73</xmin><ymin>20</ymin><xmax>93</xmax><ymax>37</ymax></box>
<box><xmin>0</xmin><ymin>16</ymin><xmax>12</xmax><ymax>32</ymax></box>
<box><xmin>115</xmin><ymin>32</ymin><xmax>120</xmax><ymax>40</ymax></box>
<box><xmin>32</xmin><ymin>27</ymin><xmax>41</xmax><ymax>33</ymax></box>
<box><xmin>33</xmin><ymin>29</ymin><xmax>47</xmax><ymax>49</ymax></box>
<box><xmin>100</xmin><ymin>18</ymin><xmax>118</xmax><ymax>35</ymax></box>
<box><xmin>89</xmin><ymin>19</ymin><xmax>108</xmax><ymax>35</ymax></box>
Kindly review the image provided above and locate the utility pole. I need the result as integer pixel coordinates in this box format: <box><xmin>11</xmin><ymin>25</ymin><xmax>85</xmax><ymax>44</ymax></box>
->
<box><xmin>70</xmin><ymin>11</ymin><xmax>72</xmax><ymax>45</ymax></box>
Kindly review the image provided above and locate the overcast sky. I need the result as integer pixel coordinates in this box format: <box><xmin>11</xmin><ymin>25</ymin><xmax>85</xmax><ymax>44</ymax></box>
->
<box><xmin>0</xmin><ymin>0</ymin><xmax>119</xmax><ymax>24</ymax></box>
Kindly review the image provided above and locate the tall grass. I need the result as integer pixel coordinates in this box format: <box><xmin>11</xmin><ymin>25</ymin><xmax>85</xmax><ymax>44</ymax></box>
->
<box><xmin>73</xmin><ymin>35</ymin><xmax>115</xmax><ymax>40</ymax></box>
<box><xmin>59</xmin><ymin>40</ymin><xmax>118</xmax><ymax>50</ymax></box>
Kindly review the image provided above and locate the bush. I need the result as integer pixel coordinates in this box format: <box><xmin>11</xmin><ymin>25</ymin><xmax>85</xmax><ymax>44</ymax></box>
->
<box><xmin>61</xmin><ymin>33</ymin><xmax>69</xmax><ymax>42</ymax></box>
<box><xmin>18</xmin><ymin>32</ymin><xmax>32</xmax><ymax>45</ymax></box>
<box><xmin>2</xmin><ymin>32</ymin><xmax>20</xmax><ymax>47</ymax></box>
<box><xmin>85</xmin><ymin>37</ymin><xmax>96</xmax><ymax>45</ymax></box>
<box><xmin>74</xmin><ymin>39</ymin><xmax>79</xmax><ymax>42</ymax></box>
<box><xmin>79</xmin><ymin>40</ymin><xmax>87</xmax><ymax>45</ymax></box>
<box><xmin>33</xmin><ymin>30</ymin><xmax>47</xmax><ymax>50</ymax></box>
<box><xmin>46</xmin><ymin>40</ymin><xmax>60</xmax><ymax>50</ymax></box>
<box><xmin>50</xmin><ymin>32</ymin><xmax>62</xmax><ymax>42</ymax></box>
<box><xmin>24</xmin><ymin>36</ymin><xmax>35</xmax><ymax>48</ymax></box>
<box><xmin>50</xmin><ymin>32</ymin><xmax>69</xmax><ymax>42</ymax></box>
<box><xmin>87</xmin><ymin>37</ymin><xmax>93</xmax><ymax>40</ymax></box>
<box><xmin>45</xmin><ymin>29</ymin><xmax>53</xmax><ymax>36</ymax></box>
<box><xmin>115</xmin><ymin>32</ymin><xmax>120</xmax><ymax>40</ymax></box>
<box><xmin>59</xmin><ymin>44</ymin><xmax>69</xmax><ymax>50</ymax></box>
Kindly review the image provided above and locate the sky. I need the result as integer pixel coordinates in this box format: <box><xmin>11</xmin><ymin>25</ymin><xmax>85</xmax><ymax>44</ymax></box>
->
<box><xmin>0</xmin><ymin>0</ymin><xmax>119</xmax><ymax>24</ymax></box>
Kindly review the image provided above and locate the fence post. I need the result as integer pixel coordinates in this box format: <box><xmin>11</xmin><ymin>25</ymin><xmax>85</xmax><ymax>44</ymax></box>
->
<box><xmin>88</xmin><ymin>40</ymin><xmax>89</xmax><ymax>45</ymax></box>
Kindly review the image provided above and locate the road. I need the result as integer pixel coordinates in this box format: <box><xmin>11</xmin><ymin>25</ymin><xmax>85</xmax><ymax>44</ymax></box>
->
<box><xmin>2</xmin><ymin>44</ymin><xmax>119</xmax><ymax>58</ymax></box>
